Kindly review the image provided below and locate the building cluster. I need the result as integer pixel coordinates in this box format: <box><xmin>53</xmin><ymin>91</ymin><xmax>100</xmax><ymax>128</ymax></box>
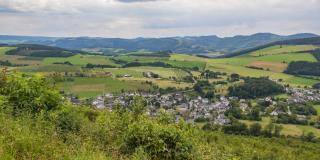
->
<box><xmin>85</xmin><ymin>86</ymin><xmax>320</xmax><ymax>125</ymax></box>
<box><xmin>91</xmin><ymin>92</ymin><xmax>232</xmax><ymax>125</ymax></box>
<box><xmin>287</xmin><ymin>88</ymin><xmax>320</xmax><ymax>104</ymax></box>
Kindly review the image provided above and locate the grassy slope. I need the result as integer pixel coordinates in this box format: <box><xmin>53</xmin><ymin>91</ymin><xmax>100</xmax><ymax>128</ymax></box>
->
<box><xmin>170</xmin><ymin>45</ymin><xmax>320</xmax><ymax>86</ymax></box>
<box><xmin>43</xmin><ymin>54</ymin><xmax>119</xmax><ymax>66</ymax></box>
<box><xmin>1</xmin><ymin>110</ymin><xmax>319</xmax><ymax>160</ymax></box>
<box><xmin>249</xmin><ymin>45</ymin><xmax>320</xmax><ymax>56</ymax></box>
<box><xmin>0</xmin><ymin>47</ymin><xmax>43</xmax><ymax>65</ymax></box>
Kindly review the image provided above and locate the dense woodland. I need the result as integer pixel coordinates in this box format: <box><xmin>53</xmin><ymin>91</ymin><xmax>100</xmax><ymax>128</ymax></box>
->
<box><xmin>228</xmin><ymin>77</ymin><xmax>285</xmax><ymax>99</ymax></box>
<box><xmin>285</xmin><ymin>61</ymin><xmax>320</xmax><ymax>76</ymax></box>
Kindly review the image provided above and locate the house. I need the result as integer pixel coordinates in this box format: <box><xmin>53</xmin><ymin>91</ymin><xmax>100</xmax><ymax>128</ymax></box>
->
<box><xmin>92</xmin><ymin>96</ymin><xmax>105</xmax><ymax>109</ymax></box>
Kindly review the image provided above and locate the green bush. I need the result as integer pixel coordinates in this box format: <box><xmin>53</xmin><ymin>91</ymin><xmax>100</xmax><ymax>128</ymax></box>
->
<box><xmin>123</xmin><ymin>119</ymin><xmax>194</xmax><ymax>160</ymax></box>
<box><xmin>0</xmin><ymin>73</ymin><xmax>62</xmax><ymax>115</ymax></box>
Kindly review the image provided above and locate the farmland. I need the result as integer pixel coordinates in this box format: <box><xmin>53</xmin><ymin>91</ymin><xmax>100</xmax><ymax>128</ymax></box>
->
<box><xmin>1</xmin><ymin>44</ymin><xmax>320</xmax><ymax>97</ymax></box>
<box><xmin>249</xmin><ymin>45</ymin><xmax>320</xmax><ymax>57</ymax></box>
<box><xmin>57</xmin><ymin>77</ymin><xmax>153</xmax><ymax>98</ymax></box>
<box><xmin>43</xmin><ymin>54</ymin><xmax>119</xmax><ymax>66</ymax></box>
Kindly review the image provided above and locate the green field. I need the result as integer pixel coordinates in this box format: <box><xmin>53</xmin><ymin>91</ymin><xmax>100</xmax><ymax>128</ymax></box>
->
<box><xmin>171</xmin><ymin>48</ymin><xmax>320</xmax><ymax>86</ymax></box>
<box><xmin>43</xmin><ymin>54</ymin><xmax>119</xmax><ymax>66</ymax></box>
<box><xmin>164</xmin><ymin>60</ymin><xmax>206</xmax><ymax>70</ymax></box>
<box><xmin>128</xmin><ymin>66</ymin><xmax>190</xmax><ymax>79</ymax></box>
<box><xmin>2</xmin><ymin>44</ymin><xmax>320</xmax><ymax>95</ymax></box>
<box><xmin>314</xmin><ymin>105</ymin><xmax>320</xmax><ymax>115</ymax></box>
<box><xmin>241</xmin><ymin>117</ymin><xmax>320</xmax><ymax>137</ymax></box>
<box><xmin>19</xmin><ymin>64</ymin><xmax>82</xmax><ymax>72</ymax></box>
<box><xmin>58</xmin><ymin>77</ymin><xmax>153</xmax><ymax>98</ymax></box>
<box><xmin>0</xmin><ymin>47</ymin><xmax>16</xmax><ymax>55</ymax></box>
<box><xmin>113</xmin><ymin>55</ymin><xmax>168</xmax><ymax>62</ymax></box>
<box><xmin>0</xmin><ymin>47</ymin><xmax>43</xmax><ymax>65</ymax></box>
<box><xmin>249</xmin><ymin>45</ymin><xmax>320</xmax><ymax>56</ymax></box>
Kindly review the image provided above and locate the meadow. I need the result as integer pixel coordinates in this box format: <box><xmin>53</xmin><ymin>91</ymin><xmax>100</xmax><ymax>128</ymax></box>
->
<box><xmin>43</xmin><ymin>54</ymin><xmax>119</xmax><ymax>66</ymax></box>
<box><xmin>176</xmin><ymin>44</ymin><xmax>320</xmax><ymax>86</ymax></box>
<box><xmin>128</xmin><ymin>66</ymin><xmax>190</xmax><ymax>79</ymax></box>
<box><xmin>241</xmin><ymin>117</ymin><xmax>320</xmax><ymax>137</ymax></box>
<box><xmin>58</xmin><ymin>77</ymin><xmax>153</xmax><ymax>98</ymax></box>
<box><xmin>249</xmin><ymin>45</ymin><xmax>320</xmax><ymax>56</ymax></box>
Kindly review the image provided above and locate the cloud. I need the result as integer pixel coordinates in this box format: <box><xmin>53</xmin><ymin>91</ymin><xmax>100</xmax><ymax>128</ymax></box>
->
<box><xmin>116</xmin><ymin>0</ymin><xmax>167</xmax><ymax>3</ymax></box>
<box><xmin>0</xmin><ymin>0</ymin><xmax>319</xmax><ymax>37</ymax></box>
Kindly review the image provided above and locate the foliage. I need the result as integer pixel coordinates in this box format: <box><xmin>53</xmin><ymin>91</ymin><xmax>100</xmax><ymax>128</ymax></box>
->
<box><xmin>1</xmin><ymin>72</ymin><xmax>320</xmax><ymax>159</ymax></box>
<box><xmin>0</xmin><ymin>71</ymin><xmax>62</xmax><ymax>115</ymax></box>
<box><xmin>285</xmin><ymin>61</ymin><xmax>320</xmax><ymax>76</ymax></box>
<box><xmin>85</xmin><ymin>63</ymin><xmax>116</xmax><ymax>68</ymax></box>
<box><xmin>313</xmin><ymin>83</ymin><xmax>320</xmax><ymax>89</ymax></box>
<box><xmin>228</xmin><ymin>77</ymin><xmax>284</xmax><ymax>99</ymax></box>
<box><xmin>123</xmin><ymin>119</ymin><xmax>194</xmax><ymax>160</ymax></box>
<box><xmin>6</xmin><ymin>44</ymin><xmax>77</xmax><ymax>57</ymax></box>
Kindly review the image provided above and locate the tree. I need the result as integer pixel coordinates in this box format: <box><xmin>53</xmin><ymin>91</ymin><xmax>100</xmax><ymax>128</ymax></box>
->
<box><xmin>262</xmin><ymin>123</ymin><xmax>275</xmax><ymax>137</ymax></box>
<box><xmin>230</xmin><ymin>73</ymin><xmax>240</xmax><ymax>82</ymax></box>
<box><xmin>249</xmin><ymin>123</ymin><xmax>262</xmax><ymax>136</ymax></box>
<box><xmin>130</xmin><ymin>96</ymin><xmax>147</xmax><ymax>117</ymax></box>
<box><xmin>205</xmin><ymin>90</ymin><xmax>215</xmax><ymax>100</ymax></box>
<box><xmin>247</xmin><ymin>107</ymin><xmax>261</xmax><ymax>121</ymax></box>
<box><xmin>0</xmin><ymin>72</ymin><xmax>62</xmax><ymax>115</ymax></box>
<box><xmin>223</xmin><ymin>121</ymin><xmax>248</xmax><ymax>135</ymax></box>
<box><xmin>274</xmin><ymin>125</ymin><xmax>283</xmax><ymax>137</ymax></box>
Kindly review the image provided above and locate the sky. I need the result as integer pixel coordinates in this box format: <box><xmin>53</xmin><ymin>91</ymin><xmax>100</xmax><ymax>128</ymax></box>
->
<box><xmin>0</xmin><ymin>0</ymin><xmax>319</xmax><ymax>38</ymax></box>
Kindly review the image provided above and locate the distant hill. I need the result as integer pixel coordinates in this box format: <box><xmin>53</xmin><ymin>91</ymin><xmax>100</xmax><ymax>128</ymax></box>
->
<box><xmin>0</xmin><ymin>33</ymin><xmax>318</xmax><ymax>54</ymax></box>
<box><xmin>223</xmin><ymin>37</ymin><xmax>320</xmax><ymax>58</ymax></box>
<box><xmin>5</xmin><ymin>44</ymin><xmax>80</xmax><ymax>57</ymax></box>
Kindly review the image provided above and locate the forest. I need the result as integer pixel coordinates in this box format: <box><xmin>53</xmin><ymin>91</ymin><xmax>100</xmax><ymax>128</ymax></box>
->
<box><xmin>228</xmin><ymin>77</ymin><xmax>285</xmax><ymax>99</ymax></box>
<box><xmin>285</xmin><ymin>61</ymin><xmax>320</xmax><ymax>76</ymax></box>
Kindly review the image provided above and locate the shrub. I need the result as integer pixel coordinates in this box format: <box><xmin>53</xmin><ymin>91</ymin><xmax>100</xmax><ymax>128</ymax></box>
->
<box><xmin>0</xmin><ymin>72</ymin><xmax>62</xmax><ymax>115</ymax></box>
<box><xmin>123</xmin><ymin>119</ymin><xmax>194</xmax><ymax>160</ymax></box>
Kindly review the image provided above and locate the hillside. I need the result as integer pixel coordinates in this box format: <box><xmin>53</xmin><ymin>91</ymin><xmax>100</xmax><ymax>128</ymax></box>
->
<box><xmin>4</xmin><ymin>44</ymin><xmax>81</xmax><ymax>57</ymax></box>
<box><xmin>0</xmin><ymin>73</ymin><xmax>319</xmax><ymax>160</ymax></box>
<box><xmin>224</xmin><ymin>37</ymin><xmax>320</xmax><ymax>58</ymax></box>
<box><xmin>0</xmin><ymin>33</ymin><xmax>318</xmax><ymax>55</ymax></box>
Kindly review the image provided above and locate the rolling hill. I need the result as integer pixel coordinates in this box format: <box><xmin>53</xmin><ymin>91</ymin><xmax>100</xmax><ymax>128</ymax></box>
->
<box><xmin>0</xmin><ymin>33</ymin><xmax>318</xmax><ymax>55</ymax></box>
<box><xmin>224</xmin><ymin>37</ymin><xmax>320</xmax><ymax>58</ymax></box>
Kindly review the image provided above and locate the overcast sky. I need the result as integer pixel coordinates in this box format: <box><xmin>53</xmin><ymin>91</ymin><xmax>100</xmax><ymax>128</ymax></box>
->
<box><xmin>0</xmin><ymin>0</ymin><xmax>319</xmax><ymax>38</ymax></box>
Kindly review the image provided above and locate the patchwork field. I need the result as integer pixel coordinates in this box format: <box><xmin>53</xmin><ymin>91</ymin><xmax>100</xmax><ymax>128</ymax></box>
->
<box><xmin>2</xmin><ymin>44</ymin><xmax>320</xmax><ymax>97</ymax></box>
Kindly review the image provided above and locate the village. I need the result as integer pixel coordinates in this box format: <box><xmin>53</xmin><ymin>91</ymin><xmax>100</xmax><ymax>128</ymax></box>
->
<box><xmin>78</xmin><ymin>85</ymin><xmax>320</xmax><ymax>126</ymax></box>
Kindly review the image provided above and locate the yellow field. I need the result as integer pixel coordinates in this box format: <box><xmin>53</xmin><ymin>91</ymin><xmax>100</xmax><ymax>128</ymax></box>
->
<box><xmin>247</xmin><ymin>61</ymin><xmax>288</xmax><ymax>72</ymax></box>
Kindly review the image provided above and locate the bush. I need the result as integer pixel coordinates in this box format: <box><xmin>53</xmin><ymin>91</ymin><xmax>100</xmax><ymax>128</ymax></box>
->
<box><xmin>202</xmin><ymin>122</ymin><xmax>221</xmax><ymax>131</ymax></box>
<box><xmin>223</xmin><ymin>121</ymin><xmax>248</xmax><ymax>135</ymax></box>
<box><xmin>55</xmin><ymin>109</ymin><xmax>83</xmax><ymax>134</ymax></box>
<box><xmin>123</xmin><ymin>119</ymin><xmax>194</xmax><ymax>160</ymax></box>
<box><xmin>0</xmin><ymin>72</ymin><xmax>62</xmax><ymax>115</ymax></box>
